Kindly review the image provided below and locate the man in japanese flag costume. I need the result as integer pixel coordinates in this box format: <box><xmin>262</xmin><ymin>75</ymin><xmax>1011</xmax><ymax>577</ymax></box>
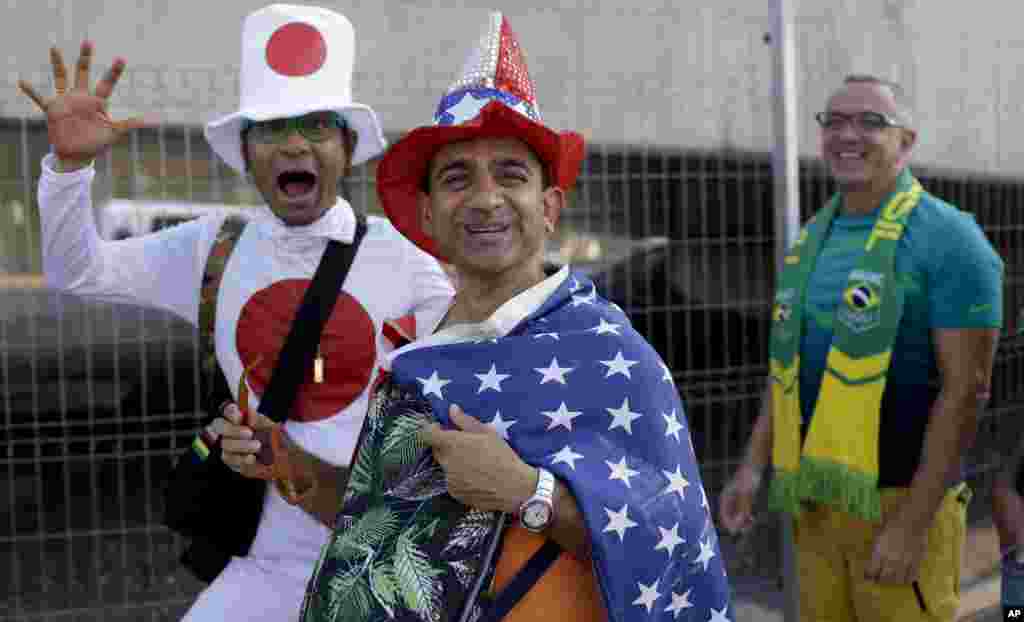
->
<box><xmin>297</xmin><ymin>12</ymin><xmax>733</xmax><ymax>622</ymax></box>
<box><xmin>18</xmin><ymin>4</ymin><xmax>453</xmax><ymax>621</ymax></box>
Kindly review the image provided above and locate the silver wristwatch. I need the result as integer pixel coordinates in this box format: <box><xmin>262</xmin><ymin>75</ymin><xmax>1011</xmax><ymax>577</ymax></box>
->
<box><xmin>519</xmin><ymin>468</ymin><xmax>555</xmax><ymax>533</ymax></box>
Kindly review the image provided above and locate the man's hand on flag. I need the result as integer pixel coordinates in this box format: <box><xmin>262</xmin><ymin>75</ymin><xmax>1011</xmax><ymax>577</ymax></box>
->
<box><xmin>420</xmin><ymin>404</ymin><xmax>537</xmax><ymax>514</ymax></box>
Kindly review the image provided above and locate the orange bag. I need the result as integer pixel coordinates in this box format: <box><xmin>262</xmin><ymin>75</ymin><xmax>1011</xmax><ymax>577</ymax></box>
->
<box><xmin>490</xmin><ymin>525</ymin><xmax>607</xmax><ymax>621</ymax></box>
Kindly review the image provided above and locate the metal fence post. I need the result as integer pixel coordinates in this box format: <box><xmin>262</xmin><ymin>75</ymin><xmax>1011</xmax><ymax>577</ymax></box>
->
<box><xmin>770</xmin><ymin>0</ymin><xmax>801</xmax><ymax>621</ymax></box>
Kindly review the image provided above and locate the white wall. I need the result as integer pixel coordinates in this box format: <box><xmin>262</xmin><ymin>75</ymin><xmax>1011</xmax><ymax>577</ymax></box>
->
<box><xmin>3</xmin><ymin>0</ymin><xmax>1024</xmax><ymax>175</ymax></box>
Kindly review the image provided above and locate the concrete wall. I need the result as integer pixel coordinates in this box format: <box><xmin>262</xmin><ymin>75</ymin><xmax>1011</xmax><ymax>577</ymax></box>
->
<box><xmin>3</xmin><ymin>0</ymin><xmax>1024</xmax><ymax>175</ymax></box>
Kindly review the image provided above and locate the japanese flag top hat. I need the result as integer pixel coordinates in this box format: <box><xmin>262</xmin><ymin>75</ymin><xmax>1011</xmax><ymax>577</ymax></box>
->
<box><xmin>204</xmin><ymin>4</ymin><xmax>387</xmax><ymax>174</ymax></box>
<box><xmin>377</xmin><ymin>11</ymin><xmax>586</xmax><ymax>260</ymax></box>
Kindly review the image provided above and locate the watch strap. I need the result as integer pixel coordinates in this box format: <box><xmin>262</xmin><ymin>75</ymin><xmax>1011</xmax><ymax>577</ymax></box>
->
<box><xmin>519</xmin><ymin>468</ymin><xmax>555</xmax><ymax>532</ymax></box>
<box><xmin>534</xmin><ymin>467</ymin><xmax>555</xmax><ymax>502</ymax></box>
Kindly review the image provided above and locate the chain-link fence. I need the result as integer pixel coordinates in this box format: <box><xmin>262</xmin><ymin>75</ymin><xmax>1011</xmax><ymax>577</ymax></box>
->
<box><xmin>2</xmin><ymin>89</ymin><xmax>1023</xmax><ymax>621</ymax></box>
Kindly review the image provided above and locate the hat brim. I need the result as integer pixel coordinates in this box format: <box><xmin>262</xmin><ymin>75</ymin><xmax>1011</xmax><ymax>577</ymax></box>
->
<box><xmin>377</xmin><ymin>101</ymin><xmax>585</xmax><ymax>261</ymax></box>
<box><xmin>204</xmin><ymin>100</ymin><xmax>388</xmax><ymax>174</ymax></box>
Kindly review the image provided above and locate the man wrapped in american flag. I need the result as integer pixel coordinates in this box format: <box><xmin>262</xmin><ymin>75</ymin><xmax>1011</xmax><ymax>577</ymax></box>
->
<box><xmin>294</xmin><ymin>12</ymin><xmax>733</xmax><ymax>622</ymax></box>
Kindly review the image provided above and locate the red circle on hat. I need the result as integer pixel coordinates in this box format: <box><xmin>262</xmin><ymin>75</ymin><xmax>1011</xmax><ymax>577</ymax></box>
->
<box><xmin>265</xmin><ymin>22</ymin><xmax>327</xmax><ymax>77</ymax></box>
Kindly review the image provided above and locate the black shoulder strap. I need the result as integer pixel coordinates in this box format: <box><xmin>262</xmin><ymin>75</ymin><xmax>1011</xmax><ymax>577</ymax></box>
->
<box><xmin>479</xmin><ymin>539</ymin><xmax>563</xmax><ymax>622</ymax></box>
<box><xmin>258</xmin><ymin>217</ymin><xmax>368</xmax><ymax>423</ymax></box>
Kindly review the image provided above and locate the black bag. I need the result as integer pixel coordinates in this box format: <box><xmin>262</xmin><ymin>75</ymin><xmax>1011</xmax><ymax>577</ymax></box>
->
<box><xmin>164</xmin><ymin>218</ymin><xmax>366</xmax><ymax>582</ymax></box>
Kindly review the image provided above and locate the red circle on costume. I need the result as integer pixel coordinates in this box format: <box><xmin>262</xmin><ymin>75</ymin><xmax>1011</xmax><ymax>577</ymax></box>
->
<box><xmin>236</xmin><ymin>280</ymin><xmax>376</xmax><ymax>422</ymax></box>
<box><xmin>265</xmin><ymin>22</ymin><xmax>327</xmax><ymax>77</ymax></box>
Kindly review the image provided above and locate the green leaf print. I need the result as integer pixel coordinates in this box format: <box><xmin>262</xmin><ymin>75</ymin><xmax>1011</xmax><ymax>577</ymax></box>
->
<box><xmin>381</xmin><ymin>412</ymin><xmax>429</xmax><ymax>470</ymax></box>
<box><xmin>441</xmin><ymin>510</ymin><xmax>493</xmax><ymax>560</ymax></box>
<box><xmin>369</xmin><ymin>561</ymin><xmax>399</xmax><ymax>617</ymax></box>
<box><xmin>348</xmin><ymin>427</ymin><xmax>381</xmax><ymax>497</ymax></box>
<box><xmin>386</xmin><ymin>455</ymin><xmax>446</xmax><ymax>502</ymax></box>
<box><xmin>303</xmin><ymin>591</ymin><xmax>333</xmax><ymax>622</ymax></box>
<box><xmin>326</xmin><ymin>570</ymin><xmax>373</xmax><ymax>622</ymax></box>
<box><xmin>394</xmin><ymin>528</ymin><xmax>442</xmax><ymax>621</ymax></box>
<box><xmin>422</xmin><ymin>518</ymin><xmax>440</xmax><ymax>539</ymax></box>
<box><xmin>329</xmin><ymin>506</ymin><xmax>399</xmax><ymax>563</ymax></box>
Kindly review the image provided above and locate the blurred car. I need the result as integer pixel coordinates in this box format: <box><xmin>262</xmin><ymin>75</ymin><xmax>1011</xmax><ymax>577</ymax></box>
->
<box><xmin>1</xmin><ymin>285</ymin><xmax>205</xmax><ymax>466</ymax></box>
<box><xmin>1</xmin><ymin>200</ymin><xmax>256</xmax><ymax>472</ymax></box>
<box><xmin>98</xmin><ymin>198</ymin><xmax>252</xmax><ymax>240</ymax></box>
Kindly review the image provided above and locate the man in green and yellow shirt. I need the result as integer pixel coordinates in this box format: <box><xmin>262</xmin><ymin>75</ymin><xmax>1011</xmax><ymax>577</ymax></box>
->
<box><xmin>719</xmin><ymin>74</ymin><xmax>1003</xmax><ymax>621</ymax></box>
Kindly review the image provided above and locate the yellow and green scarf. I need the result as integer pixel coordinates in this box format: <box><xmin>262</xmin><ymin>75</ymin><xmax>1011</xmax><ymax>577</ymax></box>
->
<box><xmin>768</xmin><ymin>169</ymin><xmax>923</xmax><ymax>522</ymax></box>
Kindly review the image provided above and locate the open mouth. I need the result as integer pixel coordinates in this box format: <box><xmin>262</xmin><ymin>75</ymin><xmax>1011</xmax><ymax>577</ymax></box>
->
<box><xmin>277</xmin><ymin>170</ymin><xmax>319</xmax><ymax>200</ymax></box>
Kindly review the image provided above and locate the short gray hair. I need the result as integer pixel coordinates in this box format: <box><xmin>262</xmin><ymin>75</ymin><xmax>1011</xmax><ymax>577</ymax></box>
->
<box><xmin>841</xmin><ymin>74</ymin><xmax>914</xmax><ymax>127</ymax></box>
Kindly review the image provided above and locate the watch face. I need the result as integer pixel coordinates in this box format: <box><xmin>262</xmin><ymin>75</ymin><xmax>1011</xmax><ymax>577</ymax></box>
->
<box><xmin>522</xmin><ymin>500</ymin><xmax>552</xmax><ymax>531</ymax></box>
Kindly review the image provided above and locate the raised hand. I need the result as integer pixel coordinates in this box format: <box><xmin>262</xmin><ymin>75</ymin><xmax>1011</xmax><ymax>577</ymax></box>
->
<box><xmin>17</xmin><ymin>41</ymin><xmax>151</xmax><ymax>164</ymax></box>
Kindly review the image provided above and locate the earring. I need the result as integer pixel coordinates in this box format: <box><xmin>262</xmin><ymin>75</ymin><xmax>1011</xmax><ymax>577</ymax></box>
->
<box><xmin>544</xmin><ymin>219</ymin><xmax>554</xmax><ymax>233</ymax></box>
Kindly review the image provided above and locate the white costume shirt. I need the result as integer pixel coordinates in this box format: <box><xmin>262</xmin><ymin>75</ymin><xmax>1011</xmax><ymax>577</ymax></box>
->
<box><xmin>37</xmin><ymin>154</ymin><xmax>454</xmax><ymax>618</ymax></box>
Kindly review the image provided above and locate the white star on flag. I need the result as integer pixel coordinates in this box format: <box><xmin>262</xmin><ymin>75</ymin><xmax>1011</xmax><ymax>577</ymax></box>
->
<box><xmin>632</xmin><ymin>579</ymin><xmax>661</xmax><ymax>613</ymax></box>
<box><xmin>388</xmin><ymin>269</ymin><xmax>731</xmax><ymax>616</ymax></box>
<box><xmin>542</xmin><ymin>402</ymin><xmax>583</xmax><ymax>431</ymax></box>
<box><xmin>603</xmin><ymin>503</ymin><xmax>638</xmax><ymax>542</ymax></box>
<box><xmin>663</xmin><ymin>465</ymin><xmax>691</xmax><ymax>500</ymax></box>
<box><xmin>486</xmin><ymin>411</ymin><xmax>516</xmax><ymax>440</ymax></box>
<box><xmin>550</xmin><ymin>445</ymin><xmax>585</xmax><ymax>470</ymax></box>
<box><xmin>590</xmin><ymin>318</ymin><xmax>623</xmax><ymax>336</ymax></box>
<box><xmin>416</xmin><ymin>370</ymin><xmax>451</xmax><ymax>399</ymax></box>
<box><xmin>475</xmin><ymin>364</ymin><xmax>511</xmax><ymax>393</ymax></box>
<box><xmin>444</xmin><ymin>91</ymin><xmax>488</xmax><ymax>124</ymax></box>
<box><xmin>655</xmin><ymin>522</ymin><xmax>685</xmax><ymax>556</ymax></box>
<box><xmin>695</xmin><ymin>537</ymin><xmax>717</xmax><ymax>572</ymax></box>
<box><xmin>606</xmin><ymin>397</ymin><xmax>643</xmax><ymax>435</ymax></box>
<box><xmin>605</xmin><ymin>456</ymin><xmax>640</xmax><ymax>488</ymax></box>
<box><xmin>661</xmin><ymin>361</ymin><xmax>674</xmax><ymax>384</ymax></box>
<box><xmin>599</xmin><ymin>350</ymin><xmax>639</xmax><ymax>379</ymax></box>
<box><xmin>571</xmin><ymin>285</ymin><xmax>598</xmax><ymax>307</ymax></box>
<box><xmin>534</xmin><ymin>357</ymin><xmax>574</xmax><ymax>385</ymax></box>
<box><xmin>662</xmin><ymin>409</ymin><xmax>684</xmax><ymax>442</ymax></box>
<box><xmin>569</xmin><ymin>277</ymin><xmax>583</xmax><ymax>293</ymax></box>
<box><xmin>708</xmin><ymin>606</ymin><xmax>731</xmax><ymax>622</ymax></box>
<box><xmin>665</xmin><ymin>589</ymin><xmax>693</xmax><ymax>618</ymax></box>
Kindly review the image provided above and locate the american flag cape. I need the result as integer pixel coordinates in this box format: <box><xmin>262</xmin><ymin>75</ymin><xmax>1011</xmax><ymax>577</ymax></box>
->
<box><xmin>381</xmin><ymin>267</ymin><xmax>733</xmax><ymax>622</ymax></box>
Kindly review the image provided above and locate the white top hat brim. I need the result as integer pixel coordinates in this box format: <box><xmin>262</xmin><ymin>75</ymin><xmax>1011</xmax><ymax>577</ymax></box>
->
<box><xmin>204</xmin><ymin>99</ymin><xmax>387</xmax><ymax>174</ymax></box>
